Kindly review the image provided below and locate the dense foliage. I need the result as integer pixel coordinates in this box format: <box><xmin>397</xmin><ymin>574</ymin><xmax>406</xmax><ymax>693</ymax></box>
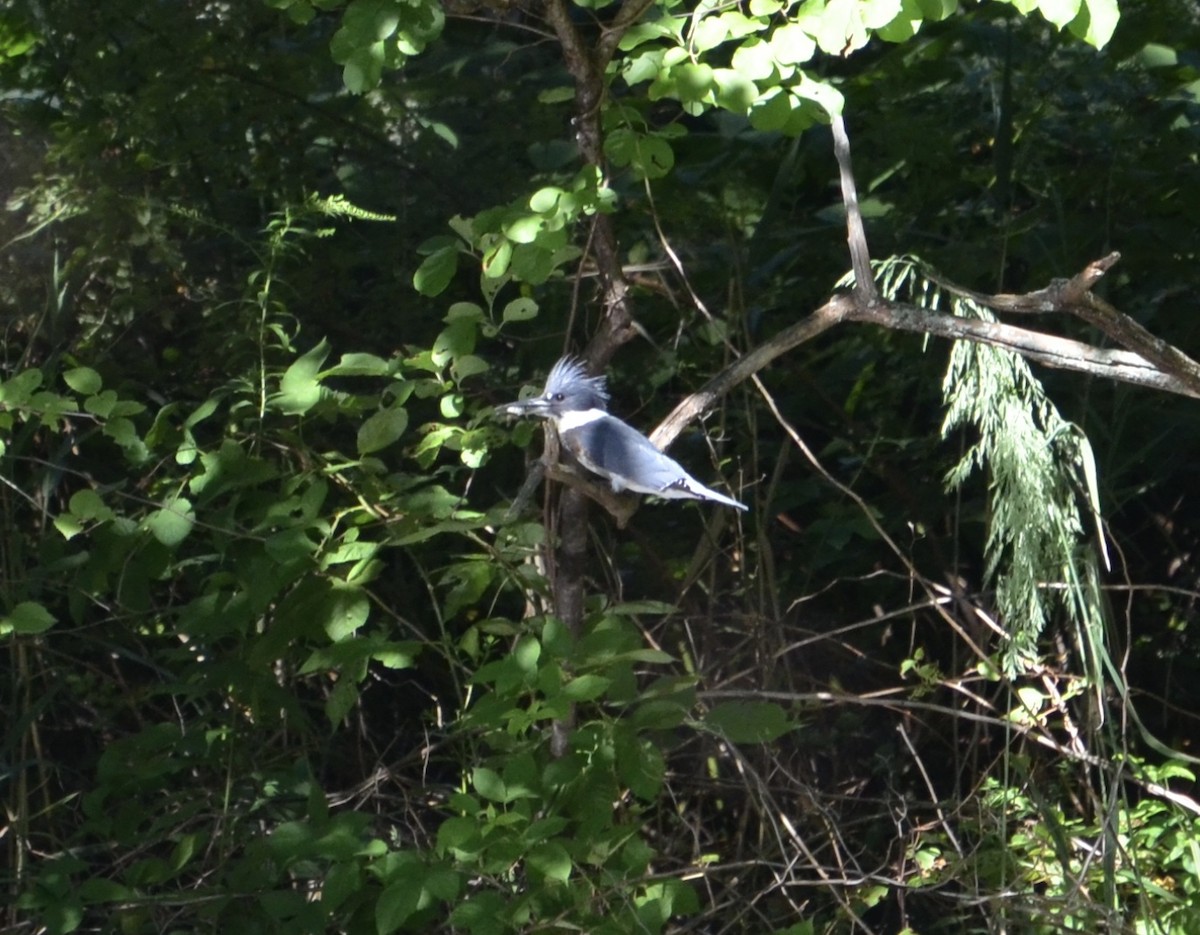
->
<box><xmin>4</xmin><ymin>0</ymin><xmax>1200</xmax><ymax>932</ymax></box>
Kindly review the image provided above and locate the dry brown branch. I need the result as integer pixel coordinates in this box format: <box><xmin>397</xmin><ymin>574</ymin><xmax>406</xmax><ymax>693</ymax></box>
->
<box><xmin>648</xmin><ymin>119</ymin><xmax>1200</xmax><ymax>449</ymax></box>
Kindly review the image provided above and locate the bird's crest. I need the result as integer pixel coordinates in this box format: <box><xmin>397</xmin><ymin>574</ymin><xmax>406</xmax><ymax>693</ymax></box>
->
<box><xmin>545</xmin><ymin>357</ymin><xmax>610</xmax><ymax>409</ymax></box>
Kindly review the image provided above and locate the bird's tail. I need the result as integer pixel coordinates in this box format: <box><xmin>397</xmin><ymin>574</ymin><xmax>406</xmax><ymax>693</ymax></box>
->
<box><xmin>692</xmin><ymin>481</ymin><xmax>748</xmax><ymax>511</ymax></box>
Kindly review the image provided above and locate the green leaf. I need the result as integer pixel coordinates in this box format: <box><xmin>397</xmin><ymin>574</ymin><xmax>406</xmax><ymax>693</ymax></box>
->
<box><xmin>84</xmin><ymin>389</ymin><xmax>118</xmax><ymax>418</ymax></box>
<box><xmin>561</xmin><ymin>674</ymin><xmax>611</xmax><ymax>701</ymax></box>
<box><xmin>509</xmin><ymin>244</ymin><xmax>557</xmax><ymax>284</ymax></box>
<box><xmin>502</xmin><ymin>214</ymin><xmax>543</xmax><ymax>244</ymax></box>
<box><xmin>357</xmin><ymin>406</ymin><xmax>409</xmax><ymax>454</ymax></box>
<box><xmin>795</xmin><ymin>73</ymin><xmax>844</xmax><ymax>118</ymax></box>
<box><xmin>145</xmin><ymin>497</ymin><xmax>196</xmax><ymax>547</ymax></box>
<box><xmin>1034</xmin><ymin>0</ymin><xmax>1082</xmax><ymax>29</ymax></box>
<box><xmin>413</xmin><ymin>244</ymin><xmax>459</xmax><ymax>296</ymax></box>
<box><xmin>377</xmin><ymin>876</ymin><xmax>424</xmax><ymax>934</ymax></box>
<box><xmin>482</xmin><ymin>237</ymin><xmax>513</xmax><ymax>278</ymax></box>
<box><xmin>712</xmin><ymin>68</ymin><xmax>758</xmax><ymax>114</ymax></box>
<box><xmin>860</xmin><ymin>0</ymin><xmax>903</xmax><ymax>29</ymax></box>
<box><xmin>0</xmin><ymin>367</ymin><xmax>43</xmax><ymax>406</ymax></box>
<box><xmin>321</xmin><ymin>352</ymin><xmax>391</xmax><ymax>377</ymax></box>
<box><xmin>809</xmin><ymin>0</ymin><xmax>869</xmax><ymax>55</ymax></box>
<box><xmin>63</xmin><ymin>366</ymin><xmax>102</xmax><ymax>395</ymax></box>
<box><xmin>277</xmin><ymin>339</ymin><xmax>331</xmax><ymax>415</ymax></box>
<box><xmin>69</xmin><ymin>489</ymin><xmax>114</xmax><ymax>523</ymax></box>
<box><xmin>1069</xmin><ymin>0</ymin><xmax>1118</xmax><ymax>48</ymax></box>
<box><xmin>748</xmin><ymin>87</ymin><xmax>792</xmax><ymax>131</ymax></box>
<box><xmin>54</xmin><ymin>513</ymin><xmax>84</xmax><ymax>540</ymax></box>
<box><xmin>431</xmin><ymin>319</ymin><xmax>477</xmax><ymax>366</ymax></box>
<box><xmin>472</xmin><ymin>766</ymin><xmax>506</xmax><ymax>802</ymax></box>
<box><xmin>633</xmin><ymin>136</ymin><xmax>675</xmax><ymax>180</ymax></box>
<box><xmin>704</xmin><ymin>701</ymin><xmax>792</xmax><ymax>743</ymax></box>
<box><xmin>326</xmin><ymin>678</ymin><xmax>359</xmax><ymax>723</ymax></box>
<box><xmin>527</xmin><ymin>841</ymin><xmax>571</xmax><ymax>885</ymax></box>
<box><xmin>530</xmin><ymin>186</ymin><xmax>563</xmax><ymax>213</ymax></box>
<box><xmin>325</xmin><ymin>586</ymin><xmax>370</xmax><ymax>641</ymax></box>
<box><xmin>2</xmin><ymin>601</ymin><xmax>57</xmax><ymax>635</ymax></box>
<box><xmin>451</xmin><ymin>355</ymin><xmax>489</xmax><ymax>382</ymax></box>
<box><xmin>501</xmin><ymin>297</ymin><xmax>538</xmax><ymax>324</ymax></box>
<box><xmin>771</xmin><ymin>23</ymin><xmax>816</xmax><ymax>64</ymax></box>
<box><xmin>673</xmin><ymin>62</ymin><xmax>714</xmax><ymax>103</ymax></box>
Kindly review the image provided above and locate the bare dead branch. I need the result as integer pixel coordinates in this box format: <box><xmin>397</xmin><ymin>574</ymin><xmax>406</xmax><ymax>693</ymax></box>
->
<box><xmin>831</xmin><ymin>114</ymin><xmax>876</xmax><ymax>305</ymax></box>
<box><xmin>844</xmin><ymin>300</ymin><xmax>1200</xmax><ymax>398</ymax></box>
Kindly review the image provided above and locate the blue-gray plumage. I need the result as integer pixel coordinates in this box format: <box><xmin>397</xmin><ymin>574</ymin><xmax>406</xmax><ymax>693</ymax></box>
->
<box><xmin>501</xmin><ymin>357</ymin><xmax>747</xmax><ymax>511</ymax></box>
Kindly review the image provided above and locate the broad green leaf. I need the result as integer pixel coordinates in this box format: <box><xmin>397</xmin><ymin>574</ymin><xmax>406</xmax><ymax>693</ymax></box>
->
<box><xmin>482</xmin><ymin>236</ymin><xmax>513</xmax><ymax>278</ymax></box>
<box><xmin>861</xmin><ymin>0</ymin><xmax>903</xmax><ymax>29</ymax></box>
<box><xmin>321</xmin><ymin>352</ymin><xmax>391</xmax><ymax>377</ymax></box>
<box><xmin>527</xmin><ymin>841</ymin><xmax>572</xmax><ymax>885</ymax></box>
<box><xmin>530</xmin><ymin>186</ymin><xmax>563</xmax><ymax>212</ymax></box>
<box><xmin>1070</xmin><ymin>0</ymin><xmax>1118</xmax><ymax>48</ymax></box>
<box><xmin>84</xmin><ymin>389</ymin><xmax>118</xmax><ymax>417</ymax></box>
<box><xmin>372</xmin><ymin>642</ymin><xmax>420</xmax><ymax>669</ymax></box>
<box><xmin>146</xmin><ymin>497</ymin><xmax>195</xmax><ymax>547</ymax></box>
<box><xmin>771</xmin><ymin>23</ymin><xmax>816</xmax><ymax>65</ymax></box>
<box><xmin>325</xmin><ymin>586</ymin><xmax>370</xmax><ymax>641</ymax></box>
<box><xmin>0</xmin><ymin>368</ymin><xmax>43</xmax><ymax>405</ymax></box>
<box><xmin>69</xmin><ymin>489</ymin><xmax>114</xmax><ymax>522</ymax></box>
<box><xmin>413</xmin><ymin>244</ymin><xmax>458</xmax><ymax>296</ymax></box>
<box><xmin>63</xmin><ymin>366</ymin><xmax>101</xmax><ymax>395</ymax></box>
<box><xmin>704</xmin><ymin>701</ymin><xmax>792</xmax><ymax>743</ymax></box>
<box><xmin>537</xmin><ymin>86</ymin><xmax>575</xmax><ymax>103</ymax></box>
<box><xmin>918</xmin><ymin>0</ymin><xmax>958</xmax><ymax>15</ymax></box>
<box><xmin>561</xmin><ymin>674</ymin><xmax>612</xmax><ymax>701</ymax></box>
<box><xmin>795</xmin><ymin>74</ymin><xmax>844</xmax><ymax>118</ymax></box>
<box><xmin>54</xmin><ymin>513</ymin><xmax>84</xmax><ymax>540</ymax></box>
<box><xmin>617</xmin><ymin>731</ymin><xmax>666</xmax><ymax>799</ymax></box>
<box><xmin>877</xmin><ymin>0</ymin><xmax>927</xmax><ymax>42</ymax></box>
<box><xmin>377</xmin><ymin>877</ymin><xmax>423</xmax><ymax>934</ymax></box>
<box><xmin>1034</xmin><ymin>0</ymin><xmax>1082</xmax><ymax>29</ymax></box>
<box><xmin>502</xmin><ymin>214</ymin><xmax>543</xmax><ymax>244</ymax></box>
<box><xmin>431</xmin><ymin>319</ymin><xmax>477</xmax><ymax>366</ymax></box>
<box><xmin>326</xmin><ymin>678</ymin><xmax>359</xmax><ymax>724</ymax></box>
<box><xmin>617</xmin><ymin>19</ymin><xmax>684</xmax><ymax>51</ymax></box>
<box><xmin>2</xmin><ymin>601</ymin><xmax>57</xmax><ymax>635</ymax></box>
<box><xmin>632</xmin><ymin>136</ymin><xmax>674</xmax><ymax>180</ymax></box>
<box><xmin>692</xmin><ymin>15</ymin><xmax>732</xmax><ymax>52</ymax></box>
<box><xmin>277</xmin><ymin>339</ymin><xmax>331</xmax><ymax>415</ymax></box>
<box><xmin>713</xmin><ymin>68</ymin><xmax>758</xmax><ymax>114</ymax></box>
<box><xmin>622</xmin><ymin>47</ymin><xmax>666</xmax><ymax>86</ymax></box>
<box><xmin>749</xmin><ymin>87</ymin><xmax>793</xmax><ymax>131</ymax></box>
<box><xmin>673</xmin><ymin>62</ymin><xmax>714</xmax><ymax>103</ymax></box>
<box><xmin>731</xmin><ymin>38</ymin><xmax>777</xmax><ymax>81</ymax></box>
<box><xmin>446</xmin><ymin>301</ymin><xmax>484</xmax><ymax>323</ymax></box>
<box><xmin>502</xmin><ymin>297</ymin><xmax>538</xmax><ymax>324</ymax></box>
<box><xmin>472</xmin><ymin>766</ymin><xmax>506</xmax><ymax>801</ymax></box>
<box><xmin>357</xmin><ymin>406</ymin><xmax>409</xmax><ymax>454</ymax></box>
<box><xmin>437</xmin><ymin>816</ymin><xmax>482</xmax><ymax>856</ymax></box>
<box><xmin>423</xmin><ymin>869</ymin><xmax>461</xmax><ymax>900</ymax></box>
<box><xmin>808</xmin><ymin>0</ymin><xmax>869</xmax><ymax>55</ymax></box>
<box><xmin>509</xmin><ymin>243</ymin><xmax>557</xmax><ymax>284</ymax></box>
<box><xmin>451</xmin><ymin>355</ymin><xmax>489</xmax><ymax>382</ymax></box>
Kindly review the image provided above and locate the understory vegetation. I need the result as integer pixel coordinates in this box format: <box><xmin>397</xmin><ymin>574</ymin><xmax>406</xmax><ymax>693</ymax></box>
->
<box><xmin>4</xmin><ymin>0</ymin><xmax>1200</xmax><ymax>932</ymax></box>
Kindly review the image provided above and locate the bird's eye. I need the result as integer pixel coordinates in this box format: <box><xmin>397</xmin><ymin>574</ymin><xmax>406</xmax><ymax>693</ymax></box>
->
<box><xmin>553</xmin><ymin>392</ymin><xmax>565</xmax><ymax>401</ymax></box>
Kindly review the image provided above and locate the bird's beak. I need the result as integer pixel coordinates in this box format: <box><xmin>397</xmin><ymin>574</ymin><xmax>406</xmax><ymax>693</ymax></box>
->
<box><xmin>496</xmin><ymin>395</ymin><xmax>551</xmax><ymax>420</ymax></box>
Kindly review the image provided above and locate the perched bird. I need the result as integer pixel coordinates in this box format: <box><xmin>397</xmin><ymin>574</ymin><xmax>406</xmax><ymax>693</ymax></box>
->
<box><xmin>501</xmin><ymin>357</ymin><xmax>747</xmax><ymax>511</ymax></box>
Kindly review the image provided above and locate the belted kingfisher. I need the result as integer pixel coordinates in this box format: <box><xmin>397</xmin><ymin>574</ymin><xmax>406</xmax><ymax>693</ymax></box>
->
<box><xmin>501</xmin><ymin>357</ymin><xmax>747</xmax><ymax>511</ymax></box>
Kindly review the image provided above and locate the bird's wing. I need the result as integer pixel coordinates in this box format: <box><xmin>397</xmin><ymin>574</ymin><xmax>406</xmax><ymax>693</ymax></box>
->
<box><xmin>561</xmin><ymin>416</ymin><xmax>691</xmax><ymax>494</ymax></box>
<box><xmin>563</xmin><ymin>417</ymin><xmax>746</xmax><ymax>509</ymax></box>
